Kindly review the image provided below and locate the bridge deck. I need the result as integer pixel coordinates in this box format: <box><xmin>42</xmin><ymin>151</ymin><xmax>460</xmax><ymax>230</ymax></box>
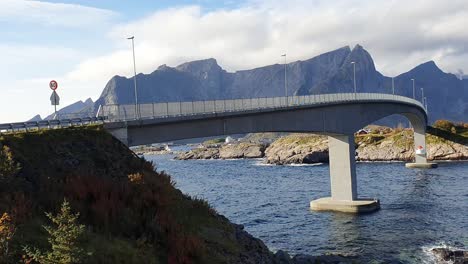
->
<box><xmin>102</xmin><ymin>93</ymin><xmax>426</xmax><ymax>122</ymax></box>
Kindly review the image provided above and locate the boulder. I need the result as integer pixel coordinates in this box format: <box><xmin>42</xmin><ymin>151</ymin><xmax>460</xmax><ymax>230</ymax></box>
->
<box><xmin>265</xmin><ymin>134</ymin><xmax>329</xmax><ymax>165</ymax></box>
<box><xmin>431</xmin><ymin>248</ymin><xmax>468</xmax><ymax>264</ymax></box>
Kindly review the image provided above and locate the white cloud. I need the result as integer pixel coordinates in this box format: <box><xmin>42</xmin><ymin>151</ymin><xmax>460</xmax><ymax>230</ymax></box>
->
<box><xmin>1</xmin><ymin>0</ymin><xmax>468</xmax><ymax>122</ymax></box>
<box><xmin>67</xmin><ymin>0</ymin><xmax>468</xmax><ymax>80</ymax></box>
<box><xmin>0</xmin><ymin>0</ymin><xmax>118</xmax><ymax>28</ymax></box>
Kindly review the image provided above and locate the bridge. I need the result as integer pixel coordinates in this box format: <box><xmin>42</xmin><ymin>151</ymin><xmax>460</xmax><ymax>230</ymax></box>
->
<box><xmin>0</xmin><ymin>92</ymin><xmax>435</xmax><ymax>213</ymax></box>
<box><xmin>100</xmin><ymin>92</ymin><xmax>435</xmax><ymax>213</ymax></box>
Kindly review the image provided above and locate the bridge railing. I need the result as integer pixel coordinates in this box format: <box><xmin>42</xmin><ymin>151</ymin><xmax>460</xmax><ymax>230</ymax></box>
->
<box><xmin>101</xmin><ymin>93</ymin><xmax>426</xmax><ymax>121</ymax></box>
<box><xmin>0</xmin><ymin>116</ymin><xmax>107</xmax><ymax>133</ymax></box>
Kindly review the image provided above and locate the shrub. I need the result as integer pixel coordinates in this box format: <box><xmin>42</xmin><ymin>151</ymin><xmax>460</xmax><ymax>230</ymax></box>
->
<box><xmin>433</xmin><ymin>120</ymin><xmax>454</xmax><ymax>131</ymax></box>
<box><xmin>0</xmin><ymin>146</ymin><xmax>21</xmax><ymax>180</ymax></box>
<box><xmin>23</xmin><ymin>199</ymin><xmax>89</xmax><ymax>264</ymax></box>
<box><xmin>0</xmin><ymin>212</ymin><xmax>15</xmax><ymax>262</ymax></box>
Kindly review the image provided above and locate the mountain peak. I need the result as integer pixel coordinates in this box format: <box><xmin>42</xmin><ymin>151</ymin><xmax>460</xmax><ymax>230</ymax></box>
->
<box><xmin>176</xmin><ymin>58</ymin><xmax>219</xmax><ymax>71</ymax></box>
<box><xmin>156</xmin><ymin>64</ymin><xmax>173</xmax><ymax>71</ymax></box>
<box><xmin>352</xmin><ymin>44</ymin><xmax>364</xmax><ymax>51</ymax></box>
<box><xmin>84</xmin><ymin>98</ymin><xmax>93</xmax><ymax>105</ymax></box>
<box><xmin>411</xmin><ymin>60</ymin><xmax>444</xmax><ymax>75</ymax></box>
<box><xmin>345</xmin><ymin>44</ymin><xmax>376</xmax><ymax>72</ymax></box>
<box><xmin>27</xmin><ymin>114</ymin><xmax>42</xmax><ymax>122</ymax></box>
<box><xmin>175</xmin><ymin>58</ymin><xmax>223</xmax><ymax>80</ymax></box>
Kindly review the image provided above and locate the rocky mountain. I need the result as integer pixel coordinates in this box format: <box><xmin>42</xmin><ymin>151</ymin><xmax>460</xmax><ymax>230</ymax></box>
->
<box><xmin>27</xmin><ymin>114</ymin><xmax>42</xmax><ymax>122</ymax></box>
<box><xmin>44</xmin><ymin>98</ymin><xmax>94</xmax><ymax>120</ymax></box>
<box><xmin>47</xmin><ymin>45</ymin><xmax>467</xmax><ymax>123</ymax></box>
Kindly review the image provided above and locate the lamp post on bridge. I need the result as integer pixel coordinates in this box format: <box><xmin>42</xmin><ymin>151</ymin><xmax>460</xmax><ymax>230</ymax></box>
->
<box><xmin>420</xmin><ymin>87</ymin><xmax>424</xmax><ymax>103</ymax></box>
<box><xmin>127</xmin><ymin>36</ymin><xmax>139</xmax><ymax>120</ymax></box>
<box><xmin>392</xmin><ymin>77</ymin><xmax>395</xmax><ymax>95</ymax></box>
<box><xmin>425</xmin><ymin>97</ymin><xmax>428</xmax><ymax>113</ymax></box>
<box><xmin>281</xmin><ymin>54</ymin><xmax>287</xmax><ymax>106</ymax></box>
<box><xmin>411</xmin><ymin>78</ymin><xmax>415</xmax><ymax>99</ymax></box>
<box><xmin>351</xmin><ymin>61</ymin><xmax>356</xmax><ymax>98</ymax></box>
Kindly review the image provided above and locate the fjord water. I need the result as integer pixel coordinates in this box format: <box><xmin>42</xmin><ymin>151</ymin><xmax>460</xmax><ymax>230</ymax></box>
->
<box><xmin>147</xmin><ymin>153</ymin><xmax>467</xmax><ymax>263</ymax></box>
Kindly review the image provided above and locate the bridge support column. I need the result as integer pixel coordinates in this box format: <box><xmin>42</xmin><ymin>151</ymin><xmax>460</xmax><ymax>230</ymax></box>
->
<box><xmin>405</xmin><ymin>126</ymin><xmax>438</xmax><ymax>169</ymax></box>
<box><xmin>310</xmin><ymin>134</ymin><xmax>380</xmax><ymax>213</ymax></box>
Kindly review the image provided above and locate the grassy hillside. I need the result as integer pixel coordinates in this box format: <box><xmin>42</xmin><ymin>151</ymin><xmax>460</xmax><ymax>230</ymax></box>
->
<box><xmin>0</xmin><ymin>126</ymin><xmax>273</xmax><ymax>263</ymax></box>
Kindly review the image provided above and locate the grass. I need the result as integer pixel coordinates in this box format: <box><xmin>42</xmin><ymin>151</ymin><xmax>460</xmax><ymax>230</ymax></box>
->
<box><xmin>273</xmin><ymin>134</ymin><xmax>326</xmax><ymax>146</ymax></box>
<box><xmin>0</xmin><ymin>126</ymin><xmax>254</xmax><ymax>263</ymax></box>
<box><xmin>203</xmin><ymin>138</ymin><xmax>225</xmax><ymax>145</ymax></box>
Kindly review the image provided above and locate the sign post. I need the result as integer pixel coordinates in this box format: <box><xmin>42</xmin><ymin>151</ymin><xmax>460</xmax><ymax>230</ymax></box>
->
<box><xmin>49</xmin><ymin>80</ymin><xmax>59</xmax><ymax>119</ymax></box>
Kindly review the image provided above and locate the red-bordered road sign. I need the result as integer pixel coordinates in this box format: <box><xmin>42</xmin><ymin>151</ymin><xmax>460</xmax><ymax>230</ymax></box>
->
<box><xmin>49</xmin><ymin>80</ymin><xmax>58</xmax><ymax>90</ymax></box>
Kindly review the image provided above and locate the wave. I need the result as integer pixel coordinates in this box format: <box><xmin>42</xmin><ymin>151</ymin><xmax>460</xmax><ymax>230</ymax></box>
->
<box><xmin>253</xmin><ymin>161</ymin><xmax>324</xmax><ymax>167</ymax></box>
<box><xmin>421</xmin><ymin>241</ymin><xmax>467</xmax><ymax>264</ymax></box>
<box><xmin>289</xmin><ymin>163</ymin><xmax>324</xmax><ymax>167</ymax></box>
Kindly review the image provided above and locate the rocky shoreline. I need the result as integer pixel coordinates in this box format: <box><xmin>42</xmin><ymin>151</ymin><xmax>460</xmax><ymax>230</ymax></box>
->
<box><xmin>175</xmin><ymin>142</ymin><xmax>267</xmax><ymax>160</ymax></box>
<box><xmin>175</xmin><ymin>126</ymin><xmax>468</xmax><ymax>164</ymax></box>
<box><xmin>430</xmin><ymin>247</ymin><xmax>468</xmax><ymax>264</ymax></box>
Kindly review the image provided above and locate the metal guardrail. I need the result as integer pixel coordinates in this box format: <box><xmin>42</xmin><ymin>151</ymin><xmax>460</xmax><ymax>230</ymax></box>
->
<box><xmin>0</xmin><ymin>116</ymin><xmax>107</xmax><ymax>132</ymax></box>
<box><xmin>52</xmin><ymin>111</ymin><xmax>98</xmax><ymax>120</ymax></box>
<box><xmin>0</xmin><ymin>93</ymin><xmax>426</xmax><ymax>132</ymax></box>
<box><xmin>102</xmin><ymin>93</ymin><xmax>426</xmax><ymax>121</ymax></box>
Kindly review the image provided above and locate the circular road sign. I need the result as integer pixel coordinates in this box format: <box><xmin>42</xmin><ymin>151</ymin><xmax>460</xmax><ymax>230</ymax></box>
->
<box><xmin>49</xmin><ymin>80</ymin><xmax>58</xmax><ymax>90</ymax></box>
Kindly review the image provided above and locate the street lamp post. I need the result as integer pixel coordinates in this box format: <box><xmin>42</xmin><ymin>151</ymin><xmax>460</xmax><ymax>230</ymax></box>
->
<box><xmin>425</xmin><ymin>97</ymin><xmax>428</xmax><ymax>113</ymax></box>
<box><xmin>281</xmin><ymin>54</ymin><xmax>287</xmax><ymax>105</ymax></box>
<box><xmin>392</xmin><ymin>77</ymin><xmax>395</xmax><ymax>95</ymax></box>
<box><xmin>420</xmin><ymin>87</ymin><xmax>424</xmax><ymax>103</ymax></box>
<box><xmin>127</xmin><ymin>36</ymin><xmax>139</xmax><ymax>119</ymax></box>
<box><xmin>351</xmin><ymin>62</ymin><xmax>356</xmax><ymax>97</ymax></box>
<box><xmin>411</xmin><ymin>78</ymin><xmax>415</xmax><ymax>99</ymax></box>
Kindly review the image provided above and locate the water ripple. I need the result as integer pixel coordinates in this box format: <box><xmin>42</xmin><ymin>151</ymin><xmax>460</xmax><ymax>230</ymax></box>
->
<box><xmin>148</xmin><ymin>154</ymin><xmax>468</xmax><ymax>263</ymax></box>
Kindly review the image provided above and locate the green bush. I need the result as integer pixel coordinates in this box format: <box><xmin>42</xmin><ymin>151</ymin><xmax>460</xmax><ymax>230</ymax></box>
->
<box><xmin>23</xmin><ymin>199</ymin><xmax>89</xmax><ymax>264</ymax></box>
<box><xmin>0</xmin><ymin>145</ymin><xmax>20</xmax><ymax>180</ymax></box>
<box><xmin>433</xmin><ymin>120</ymin><xmax>454</xmax><ymax>131</ymax></box>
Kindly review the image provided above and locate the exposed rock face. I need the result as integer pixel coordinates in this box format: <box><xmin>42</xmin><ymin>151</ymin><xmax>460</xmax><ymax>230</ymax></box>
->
<box><xmin>219</xmin><ymin>143</ymin><xmax>267</xmax><ymax>159</ymax></box>
<box><xmin>175</xmin><ymin>146</ymin><xmax>220</xmax><ymax>160</ymax></box>
<box><xmin>174</xmin><ymin>129</ymin><xmax>468</xmax><ymax>164</ymax></box>
<box><xmin>264</xmin><ymin>135</ymin><xmax>329</xmax><ymax>165</ymax></box>
<box><xmin>176</xmin><ymin>143</ymin><xmax>266</xmax><ymax>160</ymax></box>
<box><xmin>428</xmin><ymin>142</ymin><xmax>468</xmax><ymax>160</ymax></box>
<box><xmin>431</xmin><ymin>248</ymin><xmax>468</xmax><ymax>264</ymax></box>
<box><xmin>264</xmin><ymin>130</ymin><xmax>468</xmax><ymax>165</ymax></box>
<box><xmin>356</xmin><ymin>133</ymin><xmax>468</xmax><ymax>161</ymax></box>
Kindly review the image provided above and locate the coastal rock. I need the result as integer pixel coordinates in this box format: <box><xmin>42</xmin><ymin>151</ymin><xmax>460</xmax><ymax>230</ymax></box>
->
<box><xmin>431</xmin><ymin>248</ymin><xmax>468</xmax><ymax>264</ymax></box>
<box><xmin>264</xmin><ymin>129</ymin><xmax>468</xmax><ymax>164</ymax></box>
<box><xmin>356</xmin><ymin>144</ymin><xmax>413</xmax><ymax>161</ymax></box>
<box><xmin>175</xmin><ymin>146</ymin><xmax>220</xmax><ymax>160</ymax></box>
<box><xmin>265</xmin><ymin>134</ymin><xmax>329</xmax><ymax>165</ymax></box>
<box><xmin>176</xmin><ymin>143</ymin><xmax>266</xmax><ymax>160</ymax></box>
<box><xmin>219</xmin><ymin>143</ymin><xmax>266</xmax><ymax>159</ymax></box>
<box><xmin>427</xmin><ymin>142</ymin><xmax>468</xmax><ymax>160</ymax></box>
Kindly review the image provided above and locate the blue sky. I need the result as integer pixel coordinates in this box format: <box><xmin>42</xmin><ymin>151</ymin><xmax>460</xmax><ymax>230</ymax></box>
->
<box><xmin>0</xmin><ymin>0</ymin><xmax>467</xmax><ymax>122</ymax></box>
<box><xmin>39</xmin><ymin>0</ymin><xmax>244</xmax><ymax>18</ymax></box>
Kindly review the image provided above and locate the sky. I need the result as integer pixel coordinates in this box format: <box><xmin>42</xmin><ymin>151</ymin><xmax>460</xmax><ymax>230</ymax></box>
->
<box><xmin>0</xmin><ymin>0</ymin><xmax>467</xmax><ymax>123</ymax></box>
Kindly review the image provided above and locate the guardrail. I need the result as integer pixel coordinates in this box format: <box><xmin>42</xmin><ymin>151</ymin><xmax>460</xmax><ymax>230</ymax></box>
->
<box><xmin>0</xmin><ymin>116</ymin><xmax>107</xmax><ymax>133</ymax></box>
<box><xmin>102</xmin><ymin>93</ymin><xmax>426</xmax><ymax>121</ymax></box>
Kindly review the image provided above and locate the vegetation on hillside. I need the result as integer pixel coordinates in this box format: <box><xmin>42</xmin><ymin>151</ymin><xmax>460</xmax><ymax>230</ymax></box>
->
<box><xmin>270</xmin><ymin>120</ymin><xmax>467</xmax><ymax>149</ymax></box>
<box><xmin>202</xmin><ymin>138</ymin><xmax>225</xmax><ymax>146</ymax></box>
<box><xmin>0</xmin><ymin>126</ymin><xmax>262</xmax><ymax>263</ymax></box>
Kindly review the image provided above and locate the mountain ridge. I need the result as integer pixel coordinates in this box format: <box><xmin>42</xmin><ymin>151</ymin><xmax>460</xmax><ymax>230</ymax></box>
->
<box><xmin>36</xmin><ymin>45</ymin><xmax>467</xmax><ymax>123</ymax></box>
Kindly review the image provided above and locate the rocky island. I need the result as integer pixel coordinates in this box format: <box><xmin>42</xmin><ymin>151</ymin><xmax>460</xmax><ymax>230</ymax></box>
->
<box><xmin>176</xmin><ymin>120</ymin><xmax>468</xmax><ymax>164</ymax></box>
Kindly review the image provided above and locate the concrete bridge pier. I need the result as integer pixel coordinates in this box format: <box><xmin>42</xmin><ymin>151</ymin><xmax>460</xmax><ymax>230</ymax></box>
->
<box><xmin>405</xmin><ymin>116</ymin><xmax>438</xmax><ymax>169</ymax></box>
<box><xmin>310</xmin><ymin>134</ymin><xmax>380</xmax><ymax>213</ymax></box>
